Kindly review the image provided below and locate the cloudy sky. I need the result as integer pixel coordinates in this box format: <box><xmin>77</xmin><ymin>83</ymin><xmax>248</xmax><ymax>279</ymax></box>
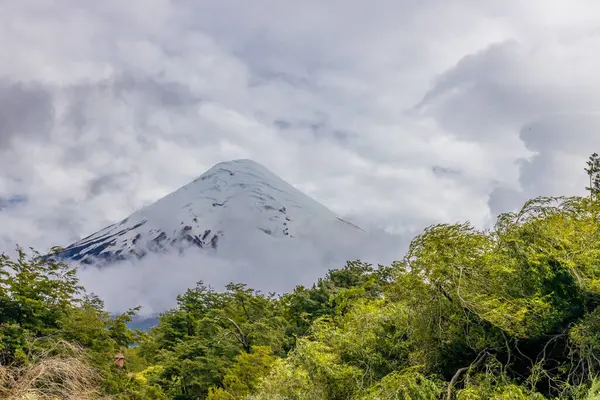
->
<box><xmin>2</xmin><ymin>1</ymin><xmax>600</xmax><ymax>310</ymax></box>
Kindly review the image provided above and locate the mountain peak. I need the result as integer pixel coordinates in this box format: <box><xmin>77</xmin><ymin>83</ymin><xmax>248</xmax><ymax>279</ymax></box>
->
<box><xmin>211</xmin><ymin>158</ymin><xmax>262</xmax><ymax>167</ymax></box>
<box><xmin>198</xmin><ymin>159</ymin><xmax>283</xmax><ymax>184</ymax></box>
<box><xmin>56</xmin><ymin>160</ymin><xmax>364</xmax><ymax>265</ymax></box>
<box><xmin>201</xmin><ymin>159</ymin><xmax>288</xmax><ymax>185</ymax></box>
<box><xmin>206</xmin><ymin>159</ymin><xmax>262</xmax><ymax>173</ymax></box>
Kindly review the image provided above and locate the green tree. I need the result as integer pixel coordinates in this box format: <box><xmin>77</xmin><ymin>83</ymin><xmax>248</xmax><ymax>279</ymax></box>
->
<box><xmin>0</xmin><ymin>247</ymin><xmax>166</xmax><ymax>399</ymax></box>
<box><xmin>282</xmin><ymin>260</ymin><xmax>391</xmax><ymax>341</ymax></box>
<box><xmin>585</xmin><ymin>152</ymin><xmax>600</xmax><ymax>199</ymax></box>
<box><xmin>207</xmin><ymin>346</ymin><xmax>276</xmax><ymax>399</ymax></box>
<box><xmin>0</xmin><ymin>247</ymin><xmax>83</xmax><ymax>363</ymax></box>
<box><xmin>140</xmin><ymin>281</ymin><xmax>289</xmax><ymax>399</ymax></box>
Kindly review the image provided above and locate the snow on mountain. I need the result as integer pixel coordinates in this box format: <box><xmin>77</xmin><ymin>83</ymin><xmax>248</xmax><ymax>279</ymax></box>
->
<box><xmin>56</xmin><ymin>159</ymin><xmax>366</xmax><ymax>266</ymax></box>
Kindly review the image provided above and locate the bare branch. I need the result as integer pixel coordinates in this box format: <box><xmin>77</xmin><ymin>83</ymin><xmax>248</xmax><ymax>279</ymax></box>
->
<box><xmin>447</xmin><ymin>351</ymin><xmax>488</xmax><ymax>400</ymax></box>
<box><xmin>224</xmin><ymin>317</ymin><xmax>250</xmax><ymax>352</ymax></box>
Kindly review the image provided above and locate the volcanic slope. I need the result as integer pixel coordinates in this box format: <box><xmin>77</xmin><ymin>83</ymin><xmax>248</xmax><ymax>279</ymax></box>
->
<box><xmin>57</xmin><ymin>159</ymin><xmax>365</xmax><ymax>266</ymax></box>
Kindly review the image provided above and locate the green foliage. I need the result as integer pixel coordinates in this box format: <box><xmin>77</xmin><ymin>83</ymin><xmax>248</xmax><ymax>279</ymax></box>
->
<box><xmin>207</xmin><ymin>346</ymin><xmax>276</xmax><ymax>399</ymax></box>
<box><xmin>8</xmin><ymin>153</ymin><xmax>600</xmax><ymax>399</ymax></box>
<box><xmin>248</xmin><ymin>358</ymin><xmax>327</xmax><ymax>400</ymax></box>
<box><xmin>0</xmin><ymin>247</ymin><xmax>82</xmax><ymax>363</ymax></box>
<box><xmin>138</xmin><ymin>281</ymin><xmax>289</xmax><ymax>399</ymax></box>
<box><xmin>0</xmin><ymin>247</ymin><xmax>166</xmax><ymax>399</ymax></box>
<box><xmin>360</xmin><ymin>368</ymin><xmax>442</xmax><ymax>400</ymax></box>
<box><xmin>457</xmin><ymin>381</ymin><xmax>545</xmax><ymax>400</ymax></box>
<box><xmin>311</xmin><ymin>299</ymin><xmax>411</xmax><ymax>385</ymax></box>
<box><xmin>586</xmin><ymin>153</ymin><xmax>600</xmax><ymax>198</ymax></box>
<box><xmin>247</xmin><ymin>193</ymin><xmax>600</xmax><ymax>399</ymax></box>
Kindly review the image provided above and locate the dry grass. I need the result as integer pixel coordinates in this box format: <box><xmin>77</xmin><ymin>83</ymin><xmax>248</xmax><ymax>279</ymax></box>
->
<box><xmin>0</xmin><ymin>340</ymin><xmax>107</xmax><ymax>400</ymax></box>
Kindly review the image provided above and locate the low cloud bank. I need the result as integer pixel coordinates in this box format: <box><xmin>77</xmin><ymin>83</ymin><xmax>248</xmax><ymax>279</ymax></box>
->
<box><xmin>75</xmin><ymin>227</ymin><xmax>408</xmax><ymax>315</ymax></box>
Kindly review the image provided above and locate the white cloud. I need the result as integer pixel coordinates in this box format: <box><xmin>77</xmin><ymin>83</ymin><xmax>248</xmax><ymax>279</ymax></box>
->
<box><xmin>2</xmin><ymin>0</ymin><xmax>600</xmax><ymax>311</ymax></box>
<box><xmin>76</xmin><ymin>225</ymin><xmax>404</xmax><ymax>315</ymax></box>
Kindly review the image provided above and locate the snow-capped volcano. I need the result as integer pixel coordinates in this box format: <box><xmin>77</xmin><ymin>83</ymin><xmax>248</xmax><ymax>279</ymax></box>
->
<box><xmin>57</xmin><ymin>159</ymin><xmax>364</xmax><ymax>266</ymax></box>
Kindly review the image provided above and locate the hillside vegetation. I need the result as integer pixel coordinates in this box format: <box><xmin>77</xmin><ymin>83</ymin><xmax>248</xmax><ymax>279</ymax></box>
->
<box><xmin>4</xmin><ymin>154</ymin><xmax>600</xmax><ymax>399</ymax></box>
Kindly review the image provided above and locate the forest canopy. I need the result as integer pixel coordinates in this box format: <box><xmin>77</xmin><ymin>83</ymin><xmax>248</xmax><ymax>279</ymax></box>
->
<box><xmin>3</xmin><ymin>154</ymin><xmax>600</xmax><ymax>399</ymax></box>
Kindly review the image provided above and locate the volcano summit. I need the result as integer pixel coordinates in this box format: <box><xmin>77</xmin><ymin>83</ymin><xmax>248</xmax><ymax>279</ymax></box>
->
<box><xmin>56</xmin><ymin>159</ymin><xmax>365</xmax><ymax>266</ymax></box>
